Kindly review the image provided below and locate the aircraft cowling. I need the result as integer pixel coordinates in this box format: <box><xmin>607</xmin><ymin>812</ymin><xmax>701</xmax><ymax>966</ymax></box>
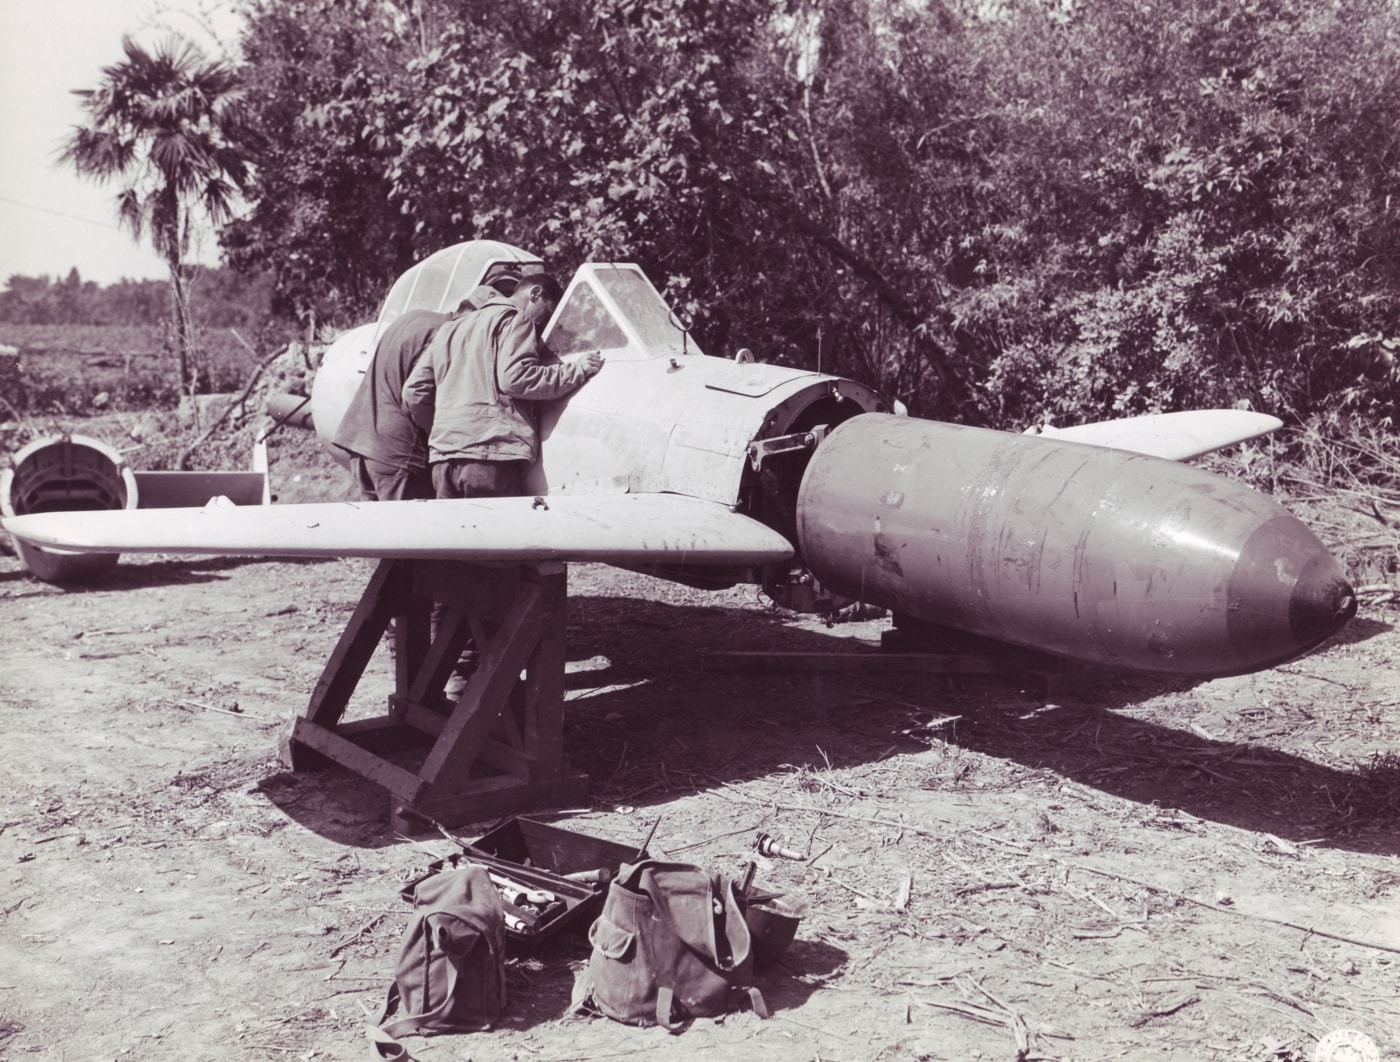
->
<box><xmin>795</xmin><ymin>413</ymin><xmax>1356</xmax><ymax>676</ymax></box>
<box><xmin>1</xmin><ymin>433</ymin><xmax>272</xmax><ymax>583</ymax></box>
<box><xmin>0</xmin><ymin>434</ymin><xmax>136</xmax><ymax>582</ymax></box>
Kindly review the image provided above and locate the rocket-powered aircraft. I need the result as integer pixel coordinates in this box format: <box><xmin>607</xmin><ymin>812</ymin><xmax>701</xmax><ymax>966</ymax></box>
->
<box><xmin>2</xmin><ymin>240</ymin><xmax>1357</xmax><ymax>677</ymax></box>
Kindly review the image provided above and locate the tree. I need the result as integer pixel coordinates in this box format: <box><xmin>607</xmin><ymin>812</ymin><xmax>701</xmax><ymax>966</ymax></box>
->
<box><xmin>61</xmin><ymin>34</ymin><xmax>253</xmax><ymax>392</ymax></box>
<box><xmin>220</xmin><ymin>0</ymin><xmax>421</xmax><ymax>328</ymax></box>
<box><xmin>224</xmin><ymin>0</ymin><xmax>1400</xmax><ymax>428</ymax></box>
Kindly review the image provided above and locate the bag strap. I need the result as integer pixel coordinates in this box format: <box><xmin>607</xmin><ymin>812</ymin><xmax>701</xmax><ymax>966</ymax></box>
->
<box><xmin>378</xmin><ymin>956</ymin><xmax>462</xmax><ymax>1039</ymax></box>
<box><xmin>376</xmin><ymin>924</ymin><xmax>492</xmax><ymax>1043</ymax></box>
<box><xmin>651</xmin><ymin>982</ymin><xmax>768</xmax><ymax>1029</ymax></box>
<box><xmin>365</xmin><ymin>1022</ymin><xmax>409</xmax><ymax>1061</ymax></box>
<box><xmin>655</xmin><ymin>986</ymin><xmax>686</xmax><ymax>1034</ymax></box>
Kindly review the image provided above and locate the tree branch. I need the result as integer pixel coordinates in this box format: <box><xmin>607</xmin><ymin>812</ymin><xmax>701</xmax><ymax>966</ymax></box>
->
<box><xmin>175</xmin><ymin>336</ymin><xmax>285</xmax><ymax>471</ymax></box>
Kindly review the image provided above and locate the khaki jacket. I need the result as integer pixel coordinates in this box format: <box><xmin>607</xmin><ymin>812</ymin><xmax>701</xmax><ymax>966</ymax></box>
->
<box><xmin>402</xmin><ymin>293</ymin><xmax>590</xmax><ymax>463</ymax></box>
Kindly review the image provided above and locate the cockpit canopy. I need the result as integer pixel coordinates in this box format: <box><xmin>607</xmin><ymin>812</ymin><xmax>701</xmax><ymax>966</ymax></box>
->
<box><xmin>375</xmin><ymin>242</ymin><xmax>701</xmax><ymax>364</ymax></box>
<box><xmin>374</xmin><ymin>240</ymin><xmax>542</xmax><ymax>343</ymax></box>
<box><xmin>546</xmin><ymin>264</ymin><xmax>704</xmax><ymax>361</ymax></box>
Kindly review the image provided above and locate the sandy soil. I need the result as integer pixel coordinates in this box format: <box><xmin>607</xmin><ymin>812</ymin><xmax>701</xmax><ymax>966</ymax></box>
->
<box><xmin>2</xmin><ymin>432</ymin><xmax>1399</xmax><ymax>1062</ymax></box>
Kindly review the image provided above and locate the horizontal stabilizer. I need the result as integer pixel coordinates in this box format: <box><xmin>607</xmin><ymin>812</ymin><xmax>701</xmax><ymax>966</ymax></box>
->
<box><xmin>132</xmin><ymin>470</ymin><xmax>269</xmax><ymax>509</ymax></box>
<box><xmin>2</xmin><ymin>493</ymin><xmax>795</xmax><ymax>567</ymax></box>
<box><xmin>1027</xmin><ymin>409</ymin><xmax>1283</xmax><ymax>460</ymax></box>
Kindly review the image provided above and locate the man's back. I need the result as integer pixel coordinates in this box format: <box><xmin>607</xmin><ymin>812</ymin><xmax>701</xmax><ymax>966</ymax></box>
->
<box><xmin>334</xmin><ymin>309</ymin><xmax>448</xmax><ymax>470</ymax></box>
<box><xmin>402</xmin><ymin>274</ymin><xmax>599</xmax><ymax>469</ymax></box>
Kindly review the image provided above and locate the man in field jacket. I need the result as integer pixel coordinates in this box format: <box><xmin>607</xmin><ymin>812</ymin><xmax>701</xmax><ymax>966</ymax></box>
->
<box><xmin>333</xmin><ymin>281</ymin><xmax>509</xmax><ymax>502</ymax></box>
<box><xmin>401</xmin><ymin>273</ymin><xmax>603</xmax><ymax>498</ymax></box>
<box><xmin>332</xmin><ymin>308</ymin><xmax>446</xmax><ymax>502</ymax></box>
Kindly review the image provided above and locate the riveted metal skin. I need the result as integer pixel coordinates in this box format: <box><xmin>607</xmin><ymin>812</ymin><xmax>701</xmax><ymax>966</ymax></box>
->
<box><xmin>796</xmin><ymin>414</ymin><xmax>1356</xmax><ymax>676</ymax></box>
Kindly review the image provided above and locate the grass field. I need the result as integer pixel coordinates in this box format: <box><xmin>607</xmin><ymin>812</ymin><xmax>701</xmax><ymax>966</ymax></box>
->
<box><xmin>0</xmin><ymin>323</ymin><xmax>267</xmax><ymax>415</ymax></box>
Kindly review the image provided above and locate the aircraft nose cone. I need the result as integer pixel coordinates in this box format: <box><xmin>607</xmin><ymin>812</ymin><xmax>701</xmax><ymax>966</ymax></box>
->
<box><xmin>1289</xmin><ymin>551</ymin><xmax>1357</xmax><ymax>645</ymax></box>
<box><xmin>1227</xmin><ymin>515</ymin><xmax>1356</xmax><ymax>666</ymax></box>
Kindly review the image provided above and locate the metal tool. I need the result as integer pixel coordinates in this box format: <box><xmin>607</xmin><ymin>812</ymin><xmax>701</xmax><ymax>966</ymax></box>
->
<box><xmin>755</xmin><ymin>832</ymin><xmax>805</xmax><ymax>860</ymax></box>
<box><xmin>635</xmin><ymin>815</ymin><xmax>661</xmax><ymax>860</ymax></box>
<box><xmin>487</xmin><ymin>870</ymin><xmax>554</xmax><ymax>906</ymax></box>
<box><xmin>738</xmin><ymin>860</ymin><xmax>757</xmax><ymax>902</ymax></box>
<box><xmin>562</xmin><ymin>867</ymin><xmax>613</xmax><ymax>885</ymax></box>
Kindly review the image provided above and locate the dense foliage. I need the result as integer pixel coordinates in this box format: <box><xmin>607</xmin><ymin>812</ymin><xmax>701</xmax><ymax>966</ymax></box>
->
<box><xmin>65</xmin><ymin>0</ymin><xmax>1400</xmax><ymax>429</ymax></box>
<box><xmin>220</xmin><ymin>0</ymin><xmax>418</xmax><ymax>325</ymax></box>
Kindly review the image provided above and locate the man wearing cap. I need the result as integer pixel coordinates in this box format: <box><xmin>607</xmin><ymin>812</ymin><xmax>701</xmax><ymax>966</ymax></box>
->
<box><xmin>334</xmin><ymin>276</ymin><xmax>515</xmax><ymax>502</ymax></box>
<box><xmin>402</xmin><ymin>272</ymin><xmax>603</xmax><ymax>499</ymax></box>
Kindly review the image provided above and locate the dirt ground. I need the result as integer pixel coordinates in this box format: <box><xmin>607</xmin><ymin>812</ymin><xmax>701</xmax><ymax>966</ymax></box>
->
<box><xmin>2</xmin><ymin>427</ymin><xmax>1400</xmax><ymax>1062</ymax></box>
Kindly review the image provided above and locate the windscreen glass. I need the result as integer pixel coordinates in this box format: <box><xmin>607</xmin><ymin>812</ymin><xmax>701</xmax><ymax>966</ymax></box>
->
<box><xmin>594</xmin><ymin>266</ymin><xmax>694</xmax><ymax>355</ymax></box>
<box><xmin>548</xmin><ymin>283</ymin><xmax>629</xmax><ymax>355</ymax></box>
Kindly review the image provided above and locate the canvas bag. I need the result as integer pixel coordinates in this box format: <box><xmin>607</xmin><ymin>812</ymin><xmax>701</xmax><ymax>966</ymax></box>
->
<box><xmin>367</xmin><ymin>865</ymin><xmax>507</xmax><ymax>1059</ymax></box>
<box><xmin>578</xmin><ymin>859</ymin><xmax>769</xmax><ymax>1031</ymax></box>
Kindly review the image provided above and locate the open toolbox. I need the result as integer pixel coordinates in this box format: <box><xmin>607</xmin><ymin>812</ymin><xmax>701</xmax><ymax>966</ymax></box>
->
<box><xmin>403</xmin><ymin>817</ymin><xmax>649</xmax><ymax>943</ymax></box>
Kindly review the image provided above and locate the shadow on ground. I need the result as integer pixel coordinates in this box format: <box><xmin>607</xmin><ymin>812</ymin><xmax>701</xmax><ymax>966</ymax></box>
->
<box><xmin>266</xmin><ymin>593</ymin><xmax>1400</xmax><ymax>858</ymax></box>
<box><xmin>0</xmin><ymin>553</ymin><xmax>338</xmax><ymax>593</ymax></box>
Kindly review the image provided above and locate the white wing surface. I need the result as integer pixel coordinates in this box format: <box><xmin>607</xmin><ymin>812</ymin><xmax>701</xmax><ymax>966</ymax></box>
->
<box><xmin>1028</xmin><ymin>409</ymin><xmax>1282</xmax><ymax>460</ymax></box>
<box><xmin>2</xmin><ymin>493</ymin><xmax>794</xmax><ymax>566</ymax></box>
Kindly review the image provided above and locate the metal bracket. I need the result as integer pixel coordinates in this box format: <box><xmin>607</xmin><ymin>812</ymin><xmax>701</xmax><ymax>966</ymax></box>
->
<box><xmin>747</xmin><ymin>424</ymin><xmax>830</xmax><ymax>471</ymax></box>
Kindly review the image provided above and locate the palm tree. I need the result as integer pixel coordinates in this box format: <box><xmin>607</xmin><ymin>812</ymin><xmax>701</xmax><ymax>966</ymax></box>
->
<box><xmin>61</xmin><ymin>35</ymin><xmax>252</xmax><ymax>394</ymax></box>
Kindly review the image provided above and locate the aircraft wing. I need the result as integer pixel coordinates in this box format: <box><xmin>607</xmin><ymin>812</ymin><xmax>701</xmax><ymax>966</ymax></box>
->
<box><xmin>1027</xmin><ymin>409</ymin><xmax>1283</xmax><ymax>460</ymax></box>
<box><xmin>2</xmin><ymin>493</ymin><xmax>795</xmax><ymax>566</ymax></box>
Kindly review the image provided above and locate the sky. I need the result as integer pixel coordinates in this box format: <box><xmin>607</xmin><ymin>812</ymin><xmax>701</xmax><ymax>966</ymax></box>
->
<box><xmin>0</xmin><ymin>0</ymin><xmax>244</xmax><ymax>286</ymax></box>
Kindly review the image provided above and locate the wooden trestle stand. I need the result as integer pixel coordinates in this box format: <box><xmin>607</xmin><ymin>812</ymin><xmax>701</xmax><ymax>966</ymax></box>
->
<box><xmin>279</xmin><ymin>559</ymin><xmax>587</xmax><ymax>832</ymax></box>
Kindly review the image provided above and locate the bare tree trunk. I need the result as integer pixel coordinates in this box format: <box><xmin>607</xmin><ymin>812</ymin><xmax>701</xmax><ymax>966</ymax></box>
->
<box><xmin>165</xmin><ymin>250</ymin><xmax>192</xmax><ymax>402</ymax></box>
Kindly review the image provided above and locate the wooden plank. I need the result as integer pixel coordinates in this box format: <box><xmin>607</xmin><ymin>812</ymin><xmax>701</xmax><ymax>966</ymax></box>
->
<box><xmin>288</xmin><ymin>718</ymin><xmax>424</xmax><ymax>801</ymax></box>
<box><xmin>334</xmin><ymin>715</ymin><xmax>405</xmax><ymax>736</ymax></box>
<box><xmin>389</xmin><ymin>697</ymin><xmax>445</xmax><ymax>738</ymax></box>
<box><xmin>304</xmin><ymin>559</ymin><xmax>400</xmax><ymax>727</ymax></box>
<box><xmin>333</xmin><ymin>714</ymin><xmax>434</xmax><ymax>754</ymax></box>
<box><xmin>406</xmin><ymin>605</ymin><xmax>473</xmax><ymax>707</ymax></box>
<box><xmin>493</xmin><ymin>691</ymin><xmax>525</xmax><ymax>750</ymax></box>
<box><xmin>394</xmin><ymin>598</ymin><xmax>432</xmax><ymax>698</ymax></box>
<box><xmin>525</xmin><ymin>568</ymin><xmax>568</xmax><ymax>779</ymax></box>
<box><xmin>418</xmin><ymin>581</ymin><xmax>548</xmax><ymax>785</ymax></box>
<box><xmin>474</xmin><ymin>736</ymin><xmax>534</xmax><ymax>778</ymax></box>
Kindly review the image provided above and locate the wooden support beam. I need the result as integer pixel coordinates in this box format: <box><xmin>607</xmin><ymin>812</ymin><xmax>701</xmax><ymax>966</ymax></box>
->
<box><xmin>282</xmin><ymin>559</ymin><xmax>587</xmax><ymax>827</ymax></box>
<box><xmin>393</xmin><ymin>597</ymin><xmax>431</xmax><ymax>699</ymax></box>
<box><xmin>287</xmin><ymin>716</ymin><xmax>425</xmax><ymax>800</ymax></box>
<box><xmin>524</xmin><ymin>569</ymin><xmax>567</xmax><ymax>780</ymax></box>
<box><xmin>404</xmin><ymin>604</ymin><xmax>472</xmax><ymax>710</ymax></box>
<box><xmin>303</xmin><ymin>559</ymin><xmax>402</xmax><ymax>728</ymax></box>
<box><xmin>418</xmin><ymin>576</ymin><xmax>548</xmax><ymax>787</ymax></box>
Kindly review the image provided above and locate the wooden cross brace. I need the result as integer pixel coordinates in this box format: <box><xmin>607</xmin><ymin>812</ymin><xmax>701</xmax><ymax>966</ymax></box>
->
<box><xmin>280</xmin><ymin>558</ymin><xmax>588</xmax><ymax>830</ymax></box>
